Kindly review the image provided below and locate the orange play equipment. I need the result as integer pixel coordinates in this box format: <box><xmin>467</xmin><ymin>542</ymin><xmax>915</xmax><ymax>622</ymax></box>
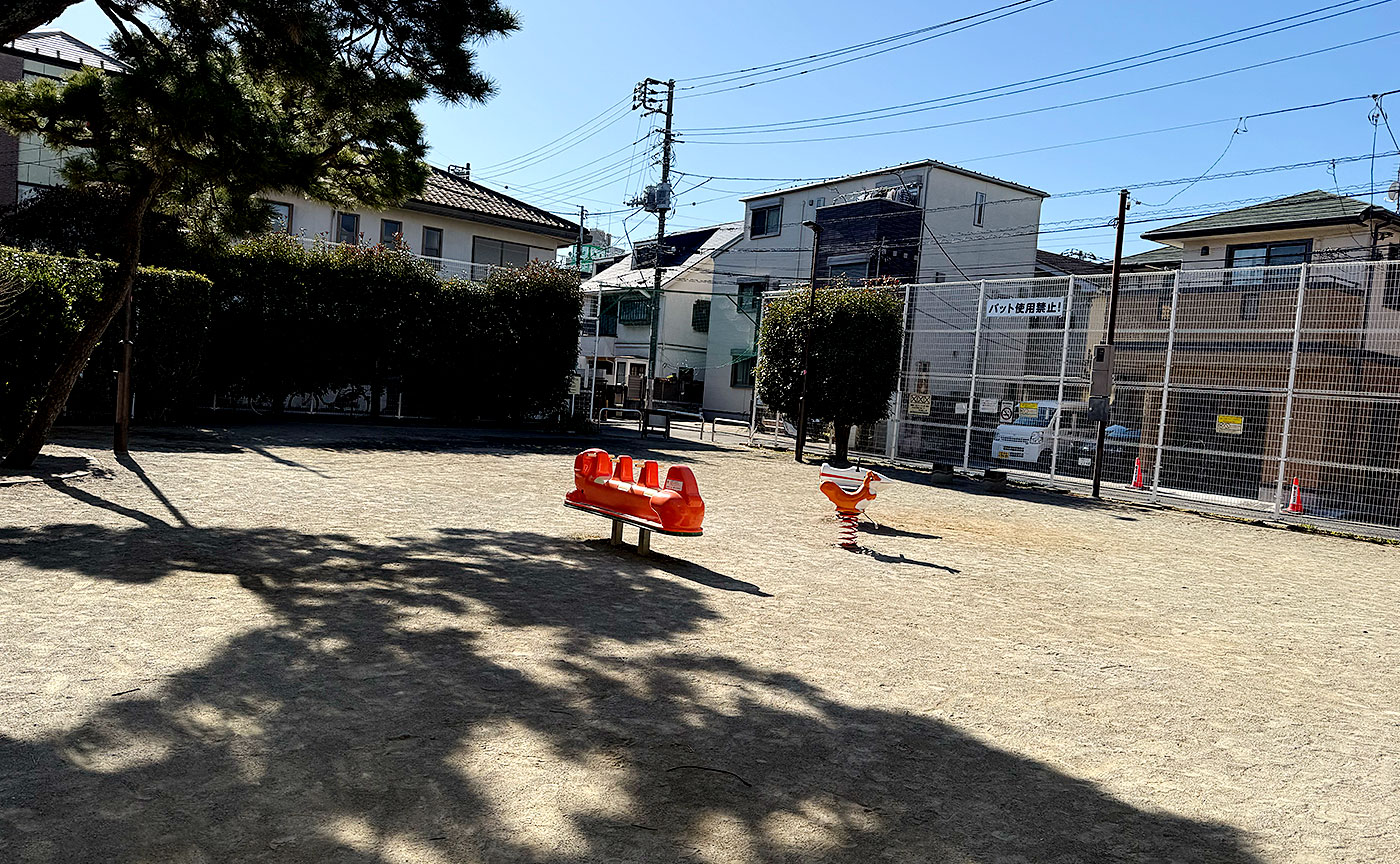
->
<box><xmin>819</xmin><ymin>468</ymin><xmax>884</xmax><ymax>549</ymax></box>
<box><xmin>564</xmin><ymin>448</ymin><xmax>705</xmax><ymax>554</ymax></box>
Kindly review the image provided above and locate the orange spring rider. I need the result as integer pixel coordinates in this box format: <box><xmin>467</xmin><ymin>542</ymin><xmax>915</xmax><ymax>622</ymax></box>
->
<box><xmin>819</xmin><ymin>471</ymin><xmax>882</xmax><ymax>549</ymax></box>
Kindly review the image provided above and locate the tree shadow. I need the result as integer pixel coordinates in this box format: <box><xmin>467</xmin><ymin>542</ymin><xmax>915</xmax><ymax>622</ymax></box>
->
<box><xmin>0</xmin><ymin>522</ymin><xmax>1260</xmax><ymax>863</ymax></box>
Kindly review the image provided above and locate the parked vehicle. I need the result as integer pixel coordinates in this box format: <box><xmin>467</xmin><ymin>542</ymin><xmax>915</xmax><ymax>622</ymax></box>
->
<box><xmin>1071</xmin><ymin>424</ymin><xmax>1142</xmax><ymax>481</ymax></box>
<box><xmin>991</xmin><ymin>401</ymin><xmax>1062</xmax><ymax>466</ymax></box>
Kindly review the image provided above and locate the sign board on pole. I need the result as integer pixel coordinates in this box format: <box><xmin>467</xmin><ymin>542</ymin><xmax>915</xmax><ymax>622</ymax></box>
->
<box><xmin>568</xmin><ymin>374</ymin><xmax>582</xmax><ymax>395</ymax></box>
<box><xmin>1215</xmin><ymin>414</ymin><xmax>1244</xmax><ymax>435</ymax></box>
<box><xmin>907</xmin><ymin>393</ymin><xmax>932</xmax><ymax>417</ymax></box>
<box><xmin>985</xmin><ymin>296</ymin><xmax>1067</xmax><ymax>318</ymax></box>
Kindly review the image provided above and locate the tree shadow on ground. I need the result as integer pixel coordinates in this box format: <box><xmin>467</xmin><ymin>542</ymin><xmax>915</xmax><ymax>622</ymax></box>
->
<box><xmin>0</xmin><ymin>520</ymin><xmax>1260</xmax><ymax>863</ymax></box>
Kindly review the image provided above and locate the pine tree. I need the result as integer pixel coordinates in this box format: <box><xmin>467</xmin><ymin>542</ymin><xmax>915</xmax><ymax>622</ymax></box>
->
<box><xmin>0</xmin><ymin>2</ymin><xmax>518</xmax><ymax>466</ymax></box>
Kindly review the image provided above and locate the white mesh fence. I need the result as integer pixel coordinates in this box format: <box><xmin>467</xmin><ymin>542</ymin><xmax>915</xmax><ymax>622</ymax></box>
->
<box><xmin>754</xmin><ymin>261</ymin><xmax>1400</xmax><ymax>538</ymax></box>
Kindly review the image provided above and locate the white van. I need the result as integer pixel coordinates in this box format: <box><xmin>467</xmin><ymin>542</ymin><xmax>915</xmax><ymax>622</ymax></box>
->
<box><xmin>991</xmin><ymin>401</ymin><xmax>1066</xmax><ymax>465</ymax></box>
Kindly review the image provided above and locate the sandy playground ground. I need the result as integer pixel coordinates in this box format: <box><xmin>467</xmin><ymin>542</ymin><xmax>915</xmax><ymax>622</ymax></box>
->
<box><xmin>0</xmin><ymin>422</ymin><xmax>1396</xmax><ymax>863</ymax></box>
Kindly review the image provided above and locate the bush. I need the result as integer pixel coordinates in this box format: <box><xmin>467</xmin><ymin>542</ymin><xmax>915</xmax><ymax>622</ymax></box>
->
<box><xmin>756</xmin><ymin>283</ymin><xmax>904</xmax><ymax>464</ymax></box>
<box><xmin>0</xmin><ymin>246</ymin><xmax>211</xmax><ymax>450</ymax></box>
<box><xmin>207</xmin><ymin>237</ymin><xmax>581</xmax><ymax>421</ymax></box>
<box><xmin>413</xmin><ymin>261</ymin><xmax>582</xmax><ymax>422</ymax></box>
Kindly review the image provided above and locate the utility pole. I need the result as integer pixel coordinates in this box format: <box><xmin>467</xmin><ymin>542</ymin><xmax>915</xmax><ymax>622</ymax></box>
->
<box><xmin>1091</xmin><ymin>189</ymin><xmax>1130</xmax><ymax>498</ymax></box>
<box><xmin>113</xmin><ymin>297</ymin><xmax>134</xmax><ymax>454</ymax></box>
<box><xmin>575</xmin><ymin>205</ymin><xmax>587</xmax><ymax>274</ymax></box>
<box><xmin>627</xmin><ymin>77</ymin><xmax>676</xmax><ymax>411</ymax></box>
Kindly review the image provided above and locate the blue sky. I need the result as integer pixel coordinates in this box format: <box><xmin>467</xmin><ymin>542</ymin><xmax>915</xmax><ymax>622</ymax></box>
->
<box><xmin>46</xmin><ymin>0</ymin><xmax>1400</xmax><ymax>258</ymax></box>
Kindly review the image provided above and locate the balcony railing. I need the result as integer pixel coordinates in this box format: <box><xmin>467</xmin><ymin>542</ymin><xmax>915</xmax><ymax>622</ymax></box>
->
<box><xmin>291</xmin><ymin>234</ymin><xmax>533</xmax><ymax>282</ymax></box>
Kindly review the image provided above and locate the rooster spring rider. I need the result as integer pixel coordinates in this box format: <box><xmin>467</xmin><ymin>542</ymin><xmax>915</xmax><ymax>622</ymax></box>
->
<box><xmin>818</xmin><ymin>463</ymin><xmax>889</xmax><ymax>549</ymax></box>
<box><xmin>564</xmin><ymin>448</ymin><xmax>705</xmax><ymax>555</ymax></box>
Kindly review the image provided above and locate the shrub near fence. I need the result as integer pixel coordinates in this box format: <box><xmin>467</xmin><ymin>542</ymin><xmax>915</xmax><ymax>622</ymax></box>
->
<box><xmin>0</xmin><ymin>246</ymin><xmax>211</xmax><ymax>451</ymax></box>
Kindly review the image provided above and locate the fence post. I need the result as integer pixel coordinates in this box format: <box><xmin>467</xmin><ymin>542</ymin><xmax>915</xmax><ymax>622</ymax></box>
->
<box><xmin>1150</xmin><ymin>269</ymin><xmax>1182</xmax><ymax>502</ymax></box>
<box><xmin>887</xmin><ymin>284</ymin><xmax>912</xmax><ymax>460</ymax></box>
<box><xmin>1273</xmin><ymin>262</ymin><xmax>1310</xmax><ymax>512</ymax></box>
<box><xmin>962</xmin><ymin>280</ymin><xmax>988</xmax><ymax>470</ymax></box>
<box><xmin>1049</xmin><ymin>275</ymin><xmax>1075</xmax><ymax>480</ymax></box>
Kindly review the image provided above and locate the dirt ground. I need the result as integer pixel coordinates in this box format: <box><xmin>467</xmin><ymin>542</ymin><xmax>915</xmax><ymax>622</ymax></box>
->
<box><xmin>0</xmin><ymin>423</ymin><xmax>1396</xmax><ymax>864</ymax></box>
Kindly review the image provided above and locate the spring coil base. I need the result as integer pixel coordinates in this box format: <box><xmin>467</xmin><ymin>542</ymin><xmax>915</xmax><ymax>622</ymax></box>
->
<box><xmin>836</xmin><ymin>509</ymin><xmax>860</xmax><ymax>549</ymax></box>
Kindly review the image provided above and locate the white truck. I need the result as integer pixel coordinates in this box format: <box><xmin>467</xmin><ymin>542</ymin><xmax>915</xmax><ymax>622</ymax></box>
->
<box><xmin>991</xmin><ymin>400</ymin><xmax>1068</xmax><ymax>466</ymax></box>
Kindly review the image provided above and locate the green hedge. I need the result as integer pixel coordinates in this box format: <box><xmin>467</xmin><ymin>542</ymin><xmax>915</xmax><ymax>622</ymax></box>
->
<box><xmin>206</xmin><ymin>235</ymin><xmax>582</xmax><ymax>421</ymax></box>
<box><xmin>0</xmin><ymin>247</ymin><xmax>211</xmax><ymax>450</ymax></box>
<box><xmin>2</xmin><ymin>235</ymin><xmax>581</xmax><ymax>443</ymax></box>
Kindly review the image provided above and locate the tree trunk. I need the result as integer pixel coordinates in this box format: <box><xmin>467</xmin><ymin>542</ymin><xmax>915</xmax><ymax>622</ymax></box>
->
<box><xmin>2</xmin><ymin>178</ymin><xmax>159</xmax><ymax>468</ymax></box>
<box><xmin>833</xmin><ymin>423</ymin><xmax>853</xmax><ymax>468</ymax></box>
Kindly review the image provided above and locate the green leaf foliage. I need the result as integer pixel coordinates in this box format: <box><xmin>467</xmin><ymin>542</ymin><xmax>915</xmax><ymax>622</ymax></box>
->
<box><xmin>756</xmin><ymin>285</ymin><xmax>905</xmax><ymax>429</ymax></box>
<box><xmin>0</xmin><ymin>247</ymin><xmax>211</xmax><ymax>450</ymax></box>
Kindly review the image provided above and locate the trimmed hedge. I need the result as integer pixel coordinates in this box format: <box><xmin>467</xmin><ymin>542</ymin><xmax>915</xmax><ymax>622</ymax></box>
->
<box><xmin>206</xmin><ymin>236</ymin><xmax>582</xmax><ymax>421</ymax></box>
<box><xmin>2</xmin><ymin>235</ymin><xmax>581</xmax><ymax>444</ymax></box>
<box><xmin>0</xmin><ymin>247</ymin><xmax>211</xmax><ymax>451</ymax></box>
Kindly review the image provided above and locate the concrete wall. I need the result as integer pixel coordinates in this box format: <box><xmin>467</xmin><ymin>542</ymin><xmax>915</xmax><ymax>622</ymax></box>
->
<box><xmin>0</xmin><ymin>53</ymin><xmax>21</xmax><ymax>207</ymax></box>
<box><xmin>280</xmin><ymin>196</ymin><xmax>562</xmax><ymax>263</ymax></box>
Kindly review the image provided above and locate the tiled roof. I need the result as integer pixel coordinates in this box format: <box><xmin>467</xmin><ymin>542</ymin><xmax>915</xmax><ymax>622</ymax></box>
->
<box><xmin>1120</xmin><ymin>245</ymin><xmax>1182</xmax><ymax>267</ymax></box>
<box><xmin>1035</xmin><ymin>249</ymin><xmax>1109</xmax><ymax>276</ymax></box>
<box><xmin>583</xmin><ymin>223</ymin><xmax>745</xmax><ymax>291</ymax></box>
<box><xmin>1142</xmin><ymin>190</ymin><xmax>1400</xmax><ymax>241</ymax></box>
<box><xmin>5</xmin><ymin>30</ymin><xmax>127</xmax><ymax>71</ymax></box>
<box><xmin>412</xmin><ymin>168</ymin><xmax>579</xmax><ymax>239</ymax></box>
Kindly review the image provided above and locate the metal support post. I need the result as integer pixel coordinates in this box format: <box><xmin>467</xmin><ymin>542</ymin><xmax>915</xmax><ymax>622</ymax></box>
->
<box><xmin>610</xmin><ymin>520</ymin><xmax>623</xmax><ymax>545</ymax></box>
<box><xmin>1048</xmin><ymin>276</ymin><xmax>1076</xmax><ymax>479</ymax></box>
<box><xmin>637</xmin><ymin>529</ymin><xmax>651</xmax><ymax>556</ymax></box>
<box><xmin>962</xmin><ymin>280</ymin><xmax>988</xmax><ymax>469</ymax></box>
<box><xmin>1150</xmin><ymin>269</ymin><xmax>1182</xmax><ymax>502</ymax></box>
<box><xmin>1274</xmin><ymin>262</ymin><xmax>1310</xmax><ymax>512</ymax></box>
<box><xmin>887</xmin><ymin>284</ymin><xmax>912</xmax><ymax>460</ymax></box>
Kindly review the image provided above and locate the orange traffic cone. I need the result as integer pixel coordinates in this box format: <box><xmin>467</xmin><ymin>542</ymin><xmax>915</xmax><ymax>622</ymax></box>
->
<box><xmin>1285</xmin><ymin>477</ymin><xmax>1304</xmax><ymax>514</ymax></box>
<box><xmin>1131</xmin><ymin>456</ymin><xmax>1145</xmax><ymax>490</ymax></box>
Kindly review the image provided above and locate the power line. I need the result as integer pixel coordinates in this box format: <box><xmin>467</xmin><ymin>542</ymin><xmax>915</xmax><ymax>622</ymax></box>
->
<box><xmin>678</xmin><ymin>0</ymin><xmax>1057</xmax><ymax>99</ymax></box>
<box><xmin>681</xmin><ymin>0</ymin><xmax>1392</xmax><ymax>133</ymax></box>
<box><xmin>682</xmin><ymin>29</ymin><xmax>1400</xmax><ymax>145</ymax></box>
<box><xmin>477</xmin><ymin>96</ymin><xmax>630</xmax><ymax>173</ymax></box>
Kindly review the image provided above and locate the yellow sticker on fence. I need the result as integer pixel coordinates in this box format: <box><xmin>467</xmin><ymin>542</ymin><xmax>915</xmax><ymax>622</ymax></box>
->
<box><xmin>1216</xmin><ymin>414</ymin><xmax>1244</xmax><ymax>435</ymax></box>
<box><xmin>1019</xmin><ymin>401</ymin><xmax>1040</xmax><ymax>418</ymax></box>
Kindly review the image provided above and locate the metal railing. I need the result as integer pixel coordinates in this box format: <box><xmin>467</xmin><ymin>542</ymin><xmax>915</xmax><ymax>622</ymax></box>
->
<box><xmin>753</xmin><ymin>260</ymin><xmax>1400</xmax><ymax>538</ymax></box>
<box><xmin>291</xmin><ymin>235</ymin><xmax>524</xmax><ymax>282</ymax></box>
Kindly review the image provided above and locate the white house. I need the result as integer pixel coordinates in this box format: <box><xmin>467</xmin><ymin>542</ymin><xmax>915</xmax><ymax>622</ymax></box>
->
<box><xmin>579</xmin><ymin>223</ymin><xmax>744</xmax><ymax>408</ymax></box>
<box><xmin>269</xmin><ymin>166</ymin><xmax>581</xmax><ymax>277</ymax></box>
<box><xmin>700</xmin><ymin>159</ymin><xmax>1048</xmax><ymax>418</ymax></box>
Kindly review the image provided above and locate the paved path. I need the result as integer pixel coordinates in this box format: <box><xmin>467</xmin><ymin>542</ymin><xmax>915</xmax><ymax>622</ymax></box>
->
<box><xmin>0</xmin><ymin>424</ymin><xmax>1395</xmax><ymax>863</ymax></box>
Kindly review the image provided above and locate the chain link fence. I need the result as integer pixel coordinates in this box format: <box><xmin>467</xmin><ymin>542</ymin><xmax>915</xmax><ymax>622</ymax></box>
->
<box><xmin>753</xmin><ymin>261</ymin><xmax>1400</xmax><ymax>538</ymax></box>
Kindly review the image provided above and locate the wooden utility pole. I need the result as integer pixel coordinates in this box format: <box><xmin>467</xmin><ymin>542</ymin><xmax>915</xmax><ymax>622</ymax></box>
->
<box><xmin>575</xmin><ymin>205</ymin><xmax>587</xmax><ymax>274</ymax></box>
<box><xmin>1091</xmin><ymin>189</ymin><xmax>1130</xmax><ymax>498</ymax></box>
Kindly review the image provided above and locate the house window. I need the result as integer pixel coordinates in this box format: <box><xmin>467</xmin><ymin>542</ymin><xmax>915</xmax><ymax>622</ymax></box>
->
<box><xmin>691</xmin><ymin>299</ymin><xmax>711</xmax><ymax>332</ymax></box>
<box><xmin>1226</xmin><ymin>240</ymin><xmax>1310</xmax><ymax>268</ymax></box>
<box><xmin>266</xmin><ymin>201</ymin><xmax>292</xmax><ymax>233</ymax></box>
<box><xmin>1384</xmin><ymin>244</ymin><xmax>1400</xmax><ymax>311</ymax></box>
<box><xmin>737</xmin><ymin>281</ymin><xmax>766</xmax><ymax>312</ymax></box>
<box><xmin>472</xmin><ymin>236</ymin><xmax>530</xmax><ymax>267</ymax></box>
<box><xmin>381</xmin><ymin>219</ymin><xmax>403</xmax><ymax>245</ymax></box>
<box><xmin>1240</xmin><ymin>292</ymin><xmax>1261</xmax><ymax>321</ymax></box>
<box><xmin>973</xmin><ymin>191</ymin><xmax>987</xmax><ymax>227</ymax></box>
<box><xmin>827</xmin><ymin>253</ymin><xmax>869</xmax><ymax>282</ymax></box>
<box><xmin>422</xmin><ymin>226</ymin><xmax>443</xmax><ymax>259</ymax></box>
<box><xmin>618</xmin><ymin>294</ymin><xmax>651</xmax><ymax>325</ymax></box>
<box><xmin>749</xmin><ymin>203</ymin><xmax>782</xmax><ymax>238</ymax></box>
<box><xmin>335</xmin><ymin>212</ymin><xmax>360</xmax><ymax>244</ymax></box>
<box><xmin>731</xmin><ymin>351</ymin><xmax>757</xmax><ymax>388</ymax></box>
